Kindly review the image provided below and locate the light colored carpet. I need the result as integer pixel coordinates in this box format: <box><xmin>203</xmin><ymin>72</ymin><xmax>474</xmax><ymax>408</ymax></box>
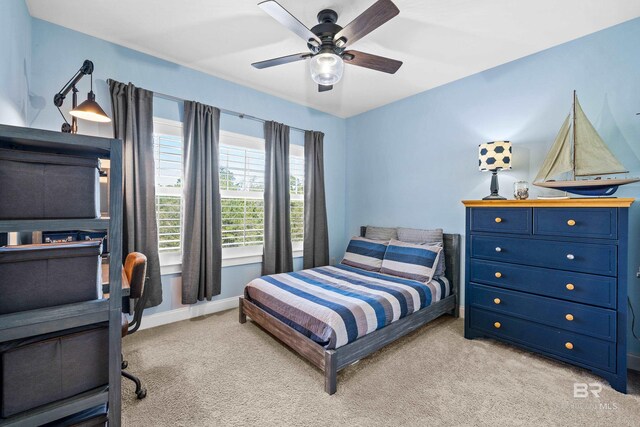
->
<box><xmin>122</xmin><ymin>309</ymin><xmax>640</xmax><ymax>426</ymax></box>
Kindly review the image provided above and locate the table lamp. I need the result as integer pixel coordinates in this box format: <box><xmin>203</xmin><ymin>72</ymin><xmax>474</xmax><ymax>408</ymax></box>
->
<box><xmin>479</xmin><ymin>141</ymin><xmax>512</xmax><ymax>200</ymax></box>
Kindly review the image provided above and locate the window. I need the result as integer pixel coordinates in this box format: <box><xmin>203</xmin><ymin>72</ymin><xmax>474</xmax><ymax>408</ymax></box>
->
<box><xmin>153</xmin><ymin>119</ymin><xmax>184</xmax><ymax>268</ymax></box>
<box><xmin>289</xmin><ymin>148</ymin><xmax>304</xmax><ymax>245</ymax></box>
<box><xmin>219</xmin><ymin>133</ymin><xmax>265</xmax><ymax>251</ymax></box>
<box><xmin>219</xmin><ymin>132</ymin><xmax>304</xmax><ymax>258</ymax></box>
<box><xmin>152</xmin><ymin>120</ymin><xmax>304</xmax><ymax>268</ymax></box>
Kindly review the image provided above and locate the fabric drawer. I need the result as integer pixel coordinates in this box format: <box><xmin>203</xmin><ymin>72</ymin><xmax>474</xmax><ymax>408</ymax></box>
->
<box><xmin>0</xmin><ymin>148</ymin><xmax>100</xmax><ymax>220</ymax></box>
<box><xmin>470</xmin><ymin>235</ymin><xmax>617</xmax><ymax>276</ymax></box>
<box><xmin>469</xmin><ymin>208</ymin><xmax>531</xmax><ymax>235</ymax></box>
<box><xmin>534</xmin><ymin>208</ymin><xmax>617</xmax><ymax>239</ymax></box>
<box><xmin>469</xmin><ymin>283</ymin><xmax>616</xmax><ymax>341</ymax></box>
<box><xmin>468</xmin><ymin>307</ymin><xmax>616</xmax><ymax>372</ymax></box>
<box><xmin>469</xmin><ymin>259</ymin><xmax>616</xmax><ymax>309</ymax></box>
<box><xmin>0</xmin><ymin>326</ymin><xmax>109</xmax><ymax>418</ymax></box>
<box><xmin>0</xmin><ymin>241</ymin><xmax>102</xmax><ymax>315</ymax></box>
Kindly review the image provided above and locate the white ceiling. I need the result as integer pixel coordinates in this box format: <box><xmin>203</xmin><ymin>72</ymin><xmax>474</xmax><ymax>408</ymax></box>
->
<box><xmin>26</xmin><ymin>0</ymin><xmax>640</xmax><ymax>118</ymax></box>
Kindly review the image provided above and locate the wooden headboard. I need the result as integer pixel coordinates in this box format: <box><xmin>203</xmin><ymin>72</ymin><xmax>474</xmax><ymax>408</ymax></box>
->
<box><xmin>359</xmin><ymin>226</ymin><xmax>461</xmax><ymax>303</ymax></box>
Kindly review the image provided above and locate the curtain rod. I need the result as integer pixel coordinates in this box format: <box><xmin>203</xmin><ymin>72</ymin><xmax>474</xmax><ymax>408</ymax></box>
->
<box><xmin>153</xmin><ymin>90</ymin><xmax>308</xmax><ymax>134</ymax></box>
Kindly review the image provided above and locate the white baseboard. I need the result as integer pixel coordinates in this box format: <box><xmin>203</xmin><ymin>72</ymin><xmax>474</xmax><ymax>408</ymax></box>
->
<box><xmin>628</xmin><ymin>353</ymin><xmax>640</xmax><ymax>372</ymax></box>
<box><xmin>459</xmin><ymin>305</ymin><xmax>465</xmax><ymax>318</ymax></box>
<box><xmin>139</xmin><ymin>295</ymin><xmax>241</xmax><ymax>331</ymax></box>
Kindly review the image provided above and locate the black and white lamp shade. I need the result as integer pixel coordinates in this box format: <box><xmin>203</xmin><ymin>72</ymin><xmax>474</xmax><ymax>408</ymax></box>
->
<box><xmin>479</xmin><ymin>141</ymin><xmax>512</xmax><ymax>171</ymax></box>
<box><xmin>479</xmin><ymin>141</ymin><xmax>512</xmax><ymax>200</ymax></box>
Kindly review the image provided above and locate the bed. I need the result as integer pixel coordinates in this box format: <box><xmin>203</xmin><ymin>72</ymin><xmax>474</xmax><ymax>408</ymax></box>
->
<box><xmin>239</xmin><ymin>227</ymin><xmax>460</xmax><ymax>394</ymax></box>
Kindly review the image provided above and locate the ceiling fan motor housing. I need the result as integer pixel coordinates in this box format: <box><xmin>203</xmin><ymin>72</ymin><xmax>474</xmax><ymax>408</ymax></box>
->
<box><xmin>307</xmin><ymin>9</ymin><xmax>344</xmax><ymax>55</ymax></box>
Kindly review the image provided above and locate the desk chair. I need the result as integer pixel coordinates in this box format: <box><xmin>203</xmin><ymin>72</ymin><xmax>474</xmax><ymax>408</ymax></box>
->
<box><xmin>121</xmin><ymin>252</ymin><xmax>149</xmax><ymax>399</ymax></box>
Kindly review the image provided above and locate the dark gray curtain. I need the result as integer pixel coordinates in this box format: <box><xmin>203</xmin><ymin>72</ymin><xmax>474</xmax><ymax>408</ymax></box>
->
<box><xmin>108</xmin><ymin>80</ymin><xmax>162</xmax><ymax>308</ymax></box>
<box><xmin>181</xmin><ymin>101</ymin><xmax>222</xmax><ymax>303</ymax></box>
<box><xmin>303</xmin><ymin>131</ymin><xmax>329</xmax><ymax>268</ymax></box>
<box><xmin>262</xmin><ymin>121</ymin><xmax>293</xmax><ymax>275</ymax></box>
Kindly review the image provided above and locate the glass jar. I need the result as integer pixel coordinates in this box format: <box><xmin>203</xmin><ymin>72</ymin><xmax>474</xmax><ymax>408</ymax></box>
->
<box><xmin>514</xmin><ymin>181</ymin><xmax>529</xmax><ymax>200</ymax></box>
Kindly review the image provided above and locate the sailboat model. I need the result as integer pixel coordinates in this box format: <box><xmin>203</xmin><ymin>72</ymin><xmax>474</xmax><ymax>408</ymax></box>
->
<box><xmin>534</xmin><ymin>91</ymin><xmax>639</xmax><ymax>196</ymax></box>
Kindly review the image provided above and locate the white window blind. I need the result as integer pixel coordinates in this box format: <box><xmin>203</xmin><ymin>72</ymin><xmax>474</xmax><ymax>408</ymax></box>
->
<box><xmin>219</xmin><ymin>137</ymin><xmax>265</xmax><ymax>249</ymax></box>
<box><xmin>153</xmin><ymin>120</ymin><xmax>183</xmax><ymax>254</ymax></box>
<box><xmin>289</xmin><ymin>148</ymin><xmax>304</xmax><ymax>244</ymax></box>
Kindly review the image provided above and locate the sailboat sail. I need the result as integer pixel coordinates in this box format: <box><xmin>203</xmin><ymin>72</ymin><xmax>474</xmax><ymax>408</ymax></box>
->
<box><xmin>534</xmin><ymin>114</ymin><xmax>573</xmax><ymax>182</ymax></box>
<box><xmin>533</xmin><ymin>91</ymin><xmax>639</xmax><ymax>196</ymax></box>
<box><xmin>573</xmin><ymin>98</ymin><xmax>627</xmax><ymax>176</ymax></box>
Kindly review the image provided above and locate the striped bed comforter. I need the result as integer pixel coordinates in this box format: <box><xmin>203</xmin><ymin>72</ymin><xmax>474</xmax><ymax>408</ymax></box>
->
<box><xmin>244</xmin><ymin>264</ymin><xmax>451</xmax><ymax>350</ymax></box>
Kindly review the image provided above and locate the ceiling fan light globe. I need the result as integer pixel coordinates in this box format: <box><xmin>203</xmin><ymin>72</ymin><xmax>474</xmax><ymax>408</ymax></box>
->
<box><xmin>310</xmin><ymin>53</ymin><xmax>344</xmax><ymax>86</ymax></box>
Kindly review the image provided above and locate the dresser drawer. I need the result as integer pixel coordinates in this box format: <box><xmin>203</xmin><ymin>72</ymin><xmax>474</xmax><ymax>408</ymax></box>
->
<box><xmin>468</xmin><ymin>307</ymin><xmax>616</xmax><ymax>372</ymax></box>
<box><xmin>469</xmin><ymin>259</ymin><xmax>617</xmax><ymax>309</ymax></box>
<box><xmin>470</xmin><ymin>208</ymin><xmax>531</xmax><ymax>235</ymax></box>
<box><xmin>469</xmin><ymin>283</ymin><xmax>616</xmax><ymax>341</ymax></box>
<box><xmin>534</xmin><ymin>208</ymin><xmax>617</xmax><ymax>239</ymax></box>
<box><xmin>470</xmin><ymin>235</ymin><xmax>617</xmax><ymax>276</ymax></box>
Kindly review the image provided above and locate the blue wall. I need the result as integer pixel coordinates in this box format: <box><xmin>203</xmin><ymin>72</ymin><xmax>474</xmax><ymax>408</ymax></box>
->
<box><xmin>0</xmin><ymin>0</ymin><xmax>30</xmax><ymax>126</ymax></box>
<box><xmin>2</xmin><ymin>2</ymin><xmax>639</xmax><ymax>356</ymax></box>
<box><xmin>345</xmin><ymin>18</ymin><xmax>640</xmax><ymax>355</ymax></box>
<box><xmin>27</xmin><ymin>18</ymin><xmax>347</xmax><ymax>315</ymax></box>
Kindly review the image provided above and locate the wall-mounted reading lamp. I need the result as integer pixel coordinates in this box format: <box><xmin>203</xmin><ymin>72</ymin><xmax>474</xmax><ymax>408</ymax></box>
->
<box><xmin>53</xmin><ymin>59</ymin><xmax>111</xmax><ymax>133</ymax></box>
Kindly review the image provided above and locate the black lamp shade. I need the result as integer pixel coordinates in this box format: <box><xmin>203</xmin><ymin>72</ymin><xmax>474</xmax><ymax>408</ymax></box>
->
<box><xmin>70</xmin><ymin>91</ymin><xmax>111</xmax><ymax>123</ymax></box>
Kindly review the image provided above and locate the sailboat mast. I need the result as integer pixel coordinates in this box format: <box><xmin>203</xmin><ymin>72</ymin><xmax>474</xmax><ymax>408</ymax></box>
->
<box><xmin>572</xmin><ymin>90</ymin><xmax>576</xmax><ymax>180</ymax></box>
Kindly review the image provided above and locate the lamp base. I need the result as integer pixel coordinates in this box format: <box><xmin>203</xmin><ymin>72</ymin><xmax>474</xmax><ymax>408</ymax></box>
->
<box><xmin>482</xmin><ymin>170</ymin><xmax>506</xmax><ymax>200</ymax></box>
<box><xmin>482</xmin><ymin>194</ymin><xmax>507</xmax><ymax>200</ymax></box>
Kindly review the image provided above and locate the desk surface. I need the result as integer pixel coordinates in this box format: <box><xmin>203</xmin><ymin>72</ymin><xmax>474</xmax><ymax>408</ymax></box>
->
<box><xmin>101</xmin><ymin>263</ymin><xmax>130</xmax><ymax>297</ymax></box>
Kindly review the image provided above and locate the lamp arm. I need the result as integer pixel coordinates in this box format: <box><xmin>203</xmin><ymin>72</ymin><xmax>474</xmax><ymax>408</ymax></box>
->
<box><xmin>53</xmin><ymin>60</ymin><xmax>94</xmax><ymax>107</ymax></box>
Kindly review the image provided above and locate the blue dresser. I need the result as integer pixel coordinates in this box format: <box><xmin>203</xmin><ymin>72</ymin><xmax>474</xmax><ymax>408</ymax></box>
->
<box><xmin>463</xmin><ymin>199</ymin><xmax>633</xmax><ymax>393</ymax></box>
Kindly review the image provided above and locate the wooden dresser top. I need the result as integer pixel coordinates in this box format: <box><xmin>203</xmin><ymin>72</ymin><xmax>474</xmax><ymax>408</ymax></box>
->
<box><xmin>462</xmin><ymin>198</ymin><xmax>635</xmax><ymax>208</ymax></box>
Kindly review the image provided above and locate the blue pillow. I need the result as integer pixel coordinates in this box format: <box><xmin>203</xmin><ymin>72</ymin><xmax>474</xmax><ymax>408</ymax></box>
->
<box><xmin>380</xmin><ymin>239</ymin><xmax>442</xmax><ymax>282</ymax></box>
<box><xmin>341</xmin><ymin>237</ymin><xmax>388</xmax><ymax>271</ymax></box>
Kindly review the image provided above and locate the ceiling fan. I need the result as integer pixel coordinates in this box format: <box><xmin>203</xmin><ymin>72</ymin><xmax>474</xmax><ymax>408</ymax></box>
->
<box><xmin>252</xmin><ymin>0</ymin><xmax>403</xmax><ymax>92</ymax></box>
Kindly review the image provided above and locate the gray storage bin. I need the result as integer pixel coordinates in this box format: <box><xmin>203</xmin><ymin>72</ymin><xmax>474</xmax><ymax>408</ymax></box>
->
<box><xmin>0</xmin><ymin>241</ymin><xmax>102</xmax><ymax>315</ymax></box>
<box><xmin>42</xmin><ymin>404</ymin><xmax>108</xmax><ymax>427</ymax></box>
<box><xmin>0</xmin><ymin>326</ymin><xmax>109</xmax><ymax>418</ymax></box>
<box><xmin>0</xmin><ymin>148</ymin><xmax>100</xmax><ymax>220</ymax></box>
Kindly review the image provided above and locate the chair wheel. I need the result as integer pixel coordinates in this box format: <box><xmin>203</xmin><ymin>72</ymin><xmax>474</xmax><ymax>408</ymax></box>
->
<box><xmin>121</xmin><ymin>360</ymin><xmax>128</xmax><ymax>369</ymax></box>
<box><xmin>136</xmin><ymin>387</ymin><xmax>147</xmax><ymax>399</ymax></box>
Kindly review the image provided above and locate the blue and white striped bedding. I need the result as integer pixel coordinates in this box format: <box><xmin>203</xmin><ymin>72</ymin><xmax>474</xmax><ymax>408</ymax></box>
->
<box><xmin>245</xmin><ymin>264</ymin><xmax>451</xmax><ymax>350</ymax></box>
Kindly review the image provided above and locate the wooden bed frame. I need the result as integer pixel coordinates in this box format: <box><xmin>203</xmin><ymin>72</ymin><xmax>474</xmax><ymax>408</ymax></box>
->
<box><xmin>239</xmin><ymin>228</ymin><xmax>461</xmax><ymax>394</ymax></box>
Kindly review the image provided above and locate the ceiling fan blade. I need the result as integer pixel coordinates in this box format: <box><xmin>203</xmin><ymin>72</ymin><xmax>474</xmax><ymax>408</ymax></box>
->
<box><xmin>318</xmin><ymin>84</ymin><xmax>333</xmax><ymax>92</ymax></box>
<box><xmin>259</xmin><ymin>0</ymin><xmax>321</xmax><ymax>46</ymax></box>
<box><xmin>343</xmin><ymin>50</ymin><xmax>402</xmax><ymax>74</ymax></box>
<box><xmin>333</xmin><ymin>0</ymin><xmax>399</xmax><ymax>47</ymax></box>
<box><xmin>252</xmin><ymin>53</ymin><xmax>311</xmax><ymax>69</ymax></box>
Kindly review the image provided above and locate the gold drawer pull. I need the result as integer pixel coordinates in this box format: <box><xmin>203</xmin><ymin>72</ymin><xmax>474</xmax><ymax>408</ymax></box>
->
<box><xmin>565</xmin><ymin>342</ymin><xmax>574</xmax><ymax>350</ymax></box>
<box><xmin>495</xmin><ymin>217</ymin><xmax>502</xmax><ymax>223</ymax></box>
<box><xmin>566</xmin><ymin>283</ymin><xmax>575</xmax><ymax>291</ymax></box>
<box><xmin>567</xmin><ymin>219</ymin><xmax>576</xmax><ymax>226</ymax></box>
<box><xmin>495</xmin><ymin>272</ymin><xmax>502</xmax><ymax>278</ymax></box>
<box><xmin>565</xmin><ymin>314</ymin><xmax>574</xmax><ymax>321</ymax></box>
<box><xmin>494</xmin><ymin>298</ymin><xmax>501</xmax><ymax>305</ymax></box>
<box><xmin>494</xmin><ymin>322</ymin><xmax>501</xmax><ymax>329</ymax></box>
